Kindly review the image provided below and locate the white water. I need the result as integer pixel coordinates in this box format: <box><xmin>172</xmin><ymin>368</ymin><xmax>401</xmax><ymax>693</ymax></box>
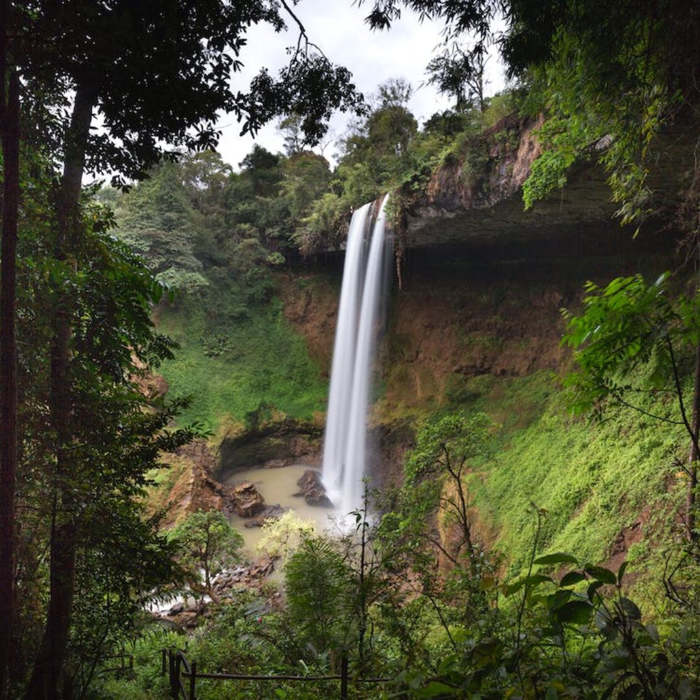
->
<box><xmin>322</xmin><ymin>196</ymin><xmax>390</xmax><ymax>515</ymax></box>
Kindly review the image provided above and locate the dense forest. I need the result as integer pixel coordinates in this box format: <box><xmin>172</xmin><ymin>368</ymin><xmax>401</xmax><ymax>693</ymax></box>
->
<box><xmin>1</xmin><ymin>1</ymin><xmax>699</xmax><ymax>699</ymax></box>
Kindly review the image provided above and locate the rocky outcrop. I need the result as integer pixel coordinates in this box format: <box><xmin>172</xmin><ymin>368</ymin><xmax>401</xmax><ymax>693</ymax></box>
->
<box><xmin>229</xmin><ymin>482</ymin><xmax>265</xmax><ymax>518</ymax></box>
<box><xmin>294</xmin><ymin>468</ymin><xmax>333</xmax><ymax>507</ymax></box>
<box><xmin>153</xmin><ymin>441</ymin><xmax>285</xmax><ymax>526</ymax></box>
<box><xmin>217</xmin><ymin>416</ymin><xmax>322</xmax><ymax>475</ymax></box>
<box><xmin>311</xmin><ymin>114</ymin><xmax>688</xmax><ymax>257</ymax></box>
<box><xmin>400</xmin><ymin>114</ymin><xmax>625</xmax><ymax>250</ymax></box>
<box><xmin>154</xmin><ymin>441</ymin><xmax>229</xmax><ymax>527</ymax></box>
<box><xmin>243</xmin><ymin>504</ymin><xmax>288</xmax><ymax>528</ymax></box>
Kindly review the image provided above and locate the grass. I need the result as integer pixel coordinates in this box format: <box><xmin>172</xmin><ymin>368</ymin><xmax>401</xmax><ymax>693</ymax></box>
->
<box><xmin>155</xmin><ymin>296</ymin><xmax>327</xmax><ymax>433</ymax></box>
<box><xmin>438</xmin><ymin>370</ymin><xmax>688</xmax><ymax>583</ymax></box>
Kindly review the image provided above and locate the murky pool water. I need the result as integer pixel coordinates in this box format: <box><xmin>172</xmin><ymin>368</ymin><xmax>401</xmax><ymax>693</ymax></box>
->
<box><xmin>221</xmin><ymin>464</ymin><xmax>340</xmax><ymax>557</ymax></box>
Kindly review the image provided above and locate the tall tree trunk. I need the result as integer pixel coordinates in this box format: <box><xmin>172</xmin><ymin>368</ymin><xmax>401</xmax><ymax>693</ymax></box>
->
<box><xmin>25</xmin><ymin>84</ymin><xmax>96</xmax><ymax>700</ymax></box>
<box><xmin>0</xmin><ymin>4</ymin><xmax>20</xmax><ymax>690</ymax></box>
<box><xmin>688</xmin><ymin>343</ymin><xmax>700</xmax><ymax>541</ymax></box>
<box><xmin>686</xmin><ymin>248</ymin><xmax>700</xmax><ymax>543</ymax></box>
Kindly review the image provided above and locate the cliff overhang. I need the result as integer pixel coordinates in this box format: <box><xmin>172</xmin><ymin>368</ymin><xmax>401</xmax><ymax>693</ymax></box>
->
<box><xmin>319</xmin><ymin>114</ymin><xmax>687</xmax><ymax>257</ymax></box>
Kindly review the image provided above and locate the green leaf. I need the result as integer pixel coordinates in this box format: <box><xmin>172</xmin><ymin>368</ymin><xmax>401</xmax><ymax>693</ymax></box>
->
<box><xmin>546</xmin><ymin>589</ymin><xmax>573</xmax><ymax>611</ymax></box>
<box><xmin>619</xmin><ymin>597</ymin><xmax>641</xmax><ymax>620</ymax></box>
<box><xmin>587</xmin><ymin>581</ymin><xmax>605</xmax><ymax>602</ymax></box>
<box><xmin>504</xmin><ymin>572</ymin><xmax>554</xmax><ymax>596</ymax></box>
<box><xmin>556</xmin><ymin>600</ymin><xmax>594</xmax><ymax>624</ymax></box>
<box><xmin>534</xmin><ymin>552</ymin><xmax>578</xmax><ymax>565</ymax></box>
<box><xmin>503</xmin><ymin>579</ymin><xmax>525</xmax><ymax>596</ymax></box>
<box><xmin>617</xmin><ymin>561</ymin><xmax>628</xmax><ymax>584</ymax></box>
<box><xmin>560</xmin><ymin>571</ymin><xmax>586</xmax><ymax>587</ymax></box>
<box><xmin>584</xmin><ymin>565</ymin><xmax>616</xmax><ymax>584</ymax></box>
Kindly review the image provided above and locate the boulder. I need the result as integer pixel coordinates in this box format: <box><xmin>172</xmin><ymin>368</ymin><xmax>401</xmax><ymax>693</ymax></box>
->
<box><xmin>171</xmin><ymin>611</ymin><xmax>198</xmax><ymax>629</ymax></box>
<box><xmin>294</xmin><ymin>469</ymin><xmax>334</xmax><ymax>508</ymax></box>
<box><xmin>295</xmin><ymin>468</ymin><xmax>322</xmax><ymax>493</ymax></box>
<box><xmin>305</xmin><ymin>491</ymin><xmax>334</xmax><ymax>508</ymax></box>
<box><xmin>249</xmin><ymin>557</ymin><xmax>275</xmax><ymax>579</ymax></box>
<box><xmin>244</xmin><ymin>504</ymin><xmax>288</xmax><ymax>528</ymax></box>
<box><xmin>211</xmin><ymin>559</ymin><xmax>275</xmax><ymax>596</ymax></box>
<box><xmin>230</xmin><ymin>481</ymin><xmax>265</xmax><ymax>518</ymax></box>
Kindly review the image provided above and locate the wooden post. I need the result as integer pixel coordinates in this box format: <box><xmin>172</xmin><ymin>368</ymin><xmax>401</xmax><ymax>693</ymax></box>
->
<box><xmin>169</xmin><ymin>650</ymin><xmax>179</xmax><ymax>699</ymax></box>
<box><xmin>189</xmin><ymin>661</ymin><xmax>196</xmax><ymax>700</ymax></box>
<box><xmin>340</xmin><ymin>653</ymin><xmax>348</xmax><ymax>700</ymax></box>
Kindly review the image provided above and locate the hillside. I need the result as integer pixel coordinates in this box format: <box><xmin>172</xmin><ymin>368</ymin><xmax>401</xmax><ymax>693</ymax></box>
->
<box><xmin>126</xmin><ymin>114</ymin><xmax>689</xmax><ymax>597</ymax></box>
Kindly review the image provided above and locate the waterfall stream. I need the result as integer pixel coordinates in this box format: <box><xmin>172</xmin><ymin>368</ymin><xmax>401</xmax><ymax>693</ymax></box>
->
<box><xmin>322</xmin><ymin>196</ymin><xmax>391</xmax><ymax>515</ymax></box>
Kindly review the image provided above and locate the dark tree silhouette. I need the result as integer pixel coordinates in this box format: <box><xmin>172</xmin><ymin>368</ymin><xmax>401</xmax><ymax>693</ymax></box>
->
<box><xmin>0</xmin><ymin>3</ymin><xmax>362</xmax><ymax>696</ymax></box>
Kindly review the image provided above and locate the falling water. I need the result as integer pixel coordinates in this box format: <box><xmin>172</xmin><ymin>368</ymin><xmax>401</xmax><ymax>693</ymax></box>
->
<box><xmin>321</xmin><ymin>203</ymin><xmax>371</xmax><ymax>507</ymax></box>
<box><xmin>322</xmin><ymin>196</ymin><xmax>391</xmax><ymax>515</ymax></box>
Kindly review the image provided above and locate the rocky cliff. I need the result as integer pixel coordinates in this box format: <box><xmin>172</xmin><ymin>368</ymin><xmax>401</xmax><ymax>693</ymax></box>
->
<box><xmin>395</xmin><ymin>113</ymin><xmax>685</xmax><ymax>254</ymax></box>
<box><xmin>274</xmin><ymin>116</ymin><xmax>685</xmax><ymax>573</ymax></box>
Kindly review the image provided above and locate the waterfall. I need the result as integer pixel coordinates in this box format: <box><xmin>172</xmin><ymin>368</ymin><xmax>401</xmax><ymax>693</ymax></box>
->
<box><xmin>322</xmin><ymin>196</ymin><xmax>391</xmax><ymax>515</ymax></box>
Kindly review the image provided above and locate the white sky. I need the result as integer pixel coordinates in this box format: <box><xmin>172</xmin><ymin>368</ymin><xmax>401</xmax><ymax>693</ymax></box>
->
<box><xmin>217</xmin><ymin>1</ymin><xmax>506</xmax><ymax>169</ymax></box>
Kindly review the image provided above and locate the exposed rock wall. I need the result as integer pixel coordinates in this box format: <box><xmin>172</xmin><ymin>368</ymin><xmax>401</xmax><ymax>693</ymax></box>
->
<box><xmin>277</xmin><ymin>243</ymin><xmax>674</xmax><ymax>496</ymax></box>
<box><xmin>401</xmin><ymin>114</ymin><xmax>623</xmax><ymax>249</ymax></box>
<box><xmin>216</xmin><ymin>417</ymin><xmax>322</xmax><ymax>476</ymax></box>
<box><xmin>280</xmin><ymin>248</ymin><xmax>672</xmax><ymax>418</ymax></box>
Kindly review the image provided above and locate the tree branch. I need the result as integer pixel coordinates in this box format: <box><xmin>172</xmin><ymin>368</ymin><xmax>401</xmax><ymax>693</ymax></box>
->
<box><xmin>279</xmin><ymin>0</ymin><xmax>328</xmax><ymax>61</ymax></box>
<box><xmin>666</xmin><ymin>335</ymin><xmax>700</xmax><ymax>456</ymax></box>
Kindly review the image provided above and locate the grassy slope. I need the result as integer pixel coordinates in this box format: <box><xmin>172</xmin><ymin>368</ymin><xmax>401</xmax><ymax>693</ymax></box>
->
<box><xmin>448</xmin><ymin>370</ymin><xmax>687</xmax><ymax>586</ymax></box>
<box><xmin>156</xmin><ymin>296</ymin><xmax>327</xmax><ymax>433</ymax></box>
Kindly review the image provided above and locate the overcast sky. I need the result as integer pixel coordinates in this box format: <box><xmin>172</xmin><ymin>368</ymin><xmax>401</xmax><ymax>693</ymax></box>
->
<box><xmin>217</xmin><ymin>1</ymin><xmax>506</xmax><ymax>169</ymax></box>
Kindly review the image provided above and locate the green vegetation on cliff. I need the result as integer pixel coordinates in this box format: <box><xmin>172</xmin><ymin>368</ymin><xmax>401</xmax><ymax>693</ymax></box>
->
<box><xmin>449</xmin><ymin>371</ymin><xmax>686</xmax><ymax>576</ymax></box>
<box><xmin>108</xmin><ymin>152</ymin><xmax>329</xmax><ymax>432</ymax></box>
<box><xmin>156</xmin><ymin>298</ymin><xmax>326</xmax><ymax>431</ymax></box>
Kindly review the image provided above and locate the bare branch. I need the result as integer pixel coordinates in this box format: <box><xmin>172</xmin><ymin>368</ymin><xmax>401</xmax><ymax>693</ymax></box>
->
<box><xmin>279</xmin><ymin>0</ymin><xmax>328</xmax><ymax>61</ymax></box>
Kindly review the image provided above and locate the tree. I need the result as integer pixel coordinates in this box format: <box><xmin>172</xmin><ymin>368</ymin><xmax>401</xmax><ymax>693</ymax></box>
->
<box><xmin>376</xmin><ymin>77</ymin><xmax>412</xmax><ymax>108</ymax></box>
<box><xmin>280</xmin><ymin>151</ymin><xmax>332</xmax><ymax>222</ymax></box>
<box><xmin>1</xmin><ymin>2</ymin><xmax>362</xmax><ymax>693</ymax></box>
<box><xmin>562</xmin><ymin>273</ymin><xmax>700</xmax><ymax>540</ymax></box>
<box><xmin>257</xmin><ymin>511</ymin><xmax>317</xmax><ymax>563</ymax></box>
<box><xmin>375</xmin><ymin>411</ymin><xmax>495</xmax><ymax>663</ymax></box>
<box><xmin>113</xmin><ymin>162</ymin><xmax>208</xmax><ymax>294</ymax></box>
<box><xmin>169</xmin><ymin>510</ymin><xmax>243</xmax><ymax>604</ymax></box>
<box><xmin>21</xmin><ymin>212</ymin><xmax>196</xmax><ymax>697</ymax></box>
<box><xmin>284</xmin><ymin>535</ymin><xmax>353</xmax><ymax>659</ymax></box>
<box><xmin>279</xmin><ymin>113</ymin><xmax>305</xmax><ymax>156</ymax></box>
<box><xmin>0</xmin><ymin>185</ymin><xmax>196</xmax><ymax>698</ymax></box>
<box><xmin>0</xmin><ymin>3</ymin><xmax>20</xmax><ymax>695</ymax></box>
<box><xmin>426</xmin><ymin>42</ymin><xmax>488</xmax><ymax>112</ymax></box>
<box><xmin>404</xmin><ymin>411</ymin><xmax>491</xmax><ymax>576</ymax></box>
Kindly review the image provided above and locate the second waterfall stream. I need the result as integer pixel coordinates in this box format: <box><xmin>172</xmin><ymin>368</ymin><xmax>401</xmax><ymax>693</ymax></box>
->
<box><xmin>322</xmin><ymin>196</ymin><xmax>392</xmax><ymax>516</ymax></box>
